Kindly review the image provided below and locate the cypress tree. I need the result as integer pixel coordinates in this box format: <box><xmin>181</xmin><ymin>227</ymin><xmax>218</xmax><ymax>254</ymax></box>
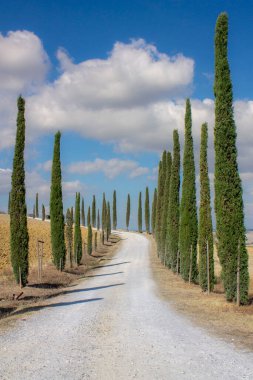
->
<box><xmin>166</xmin><ymin>130</ymin><xmax>181</xmax><ymax>272</ymax></box>
<box><xmin>151</xmin><ymin>188</ymin><xmax>157</xmax><ymax>235</ymax></box>
<box><xmin>106</xmin><ymin>201</ymin><xmax>111</xmax><ymax>241</ymax></box>
<box><xmin>138</xmin><ymin>192</ymin><xmax>142</xmax><ymax>233</ymax></box>
<box><xmin>102</xmin><ymin>193</ymin><xmax>106</xmax><ymax>231</ymax></box>
<box><xmin>71</xmin><ymin>206</ymin><xmax>74</xmax><ymax>221</ymax></box>
<box><xmin>50</xmin><ymin>131</ymin><xmax>66</xmax><ymax>270</ymax></box>
<box><xmin>42</xmin><ymin>204</ymin><xmax>45</xmax><ymax>221</ymax></box>
<box><xmin>8</xmin><ymin>192</ymin><xmax>11</xmax><ymax>214</ymax></box>
<box><xmin>87</xmin><ymin>206</ymin><xmax>91</xmax><ymax>227</ymax></box>
<box><xmin>87</xmin><ymin>224</ymin><xmax>92</xmax><ymax>255</ymax></box>
<box><xmin>156</xmin><ymin>152</ymin><xmax>167</xmax><ymax>256</ymax></box>
<box><xmin>126</xmin><ymin>194</ymin><xmax>130</xmax><ymax>231</ymax></box>
<box><xmin>97</xmin><ymin>209</ymin><xmax>100</xmax><ymax>231</ymax></box>
<box><xmin>214</xmin><ymin>13</ymin><xmax>248</xmax><ymax>304</ymax></box>
<box><xmin>145</xmin><ymin>187</ymin><xmax>150</xmax><ymax>234</ymax></box>
<box><xmin>179</xmin><ymin>99</ymin><xmax>198</xmax><ymax>283</ymax></box>
<box><xmin>199</xmin><ymin>123</ymin><xmax>215</xmax><ymax>292</ymax></box>
<box><xmin>35</xmin><ymin>193</ymin><xmax>39</xmax><ymax>218</ymax></box>
<box><xmin>113</xmin><ymin>190</ymin><xmax>117</xmax><ymax>230</ymax></box>
<box><xmin>81</xmin><ymin>197</ymin><xmax>85</xmax><ymax>226</ymax></box>
<box><xmin>33</xmin><ymin>205</ymin><xmax>35</xmax><ymax>218</ymax></box>
<box><xmin>10</xmin><ymin>96</ymin><xmax>29</xmax><ymax>286</ymax></box>
<box><xmin>74</xmin><ymin>192</ymin><xmax>82</xmax><ymax>265</ymax></box>
<box><xmin>94</xmin><ymin>231</ymin><xmax>98</xmax><ymax>251</ymax></box>
<box><xmin>92</xmin><ymin>195</ymin><xmax>96</xmax><ymax>227</ymax></box>
<box><xmin>161</xmin><ymin>152</ymin><xmax>172</xmax><ymax>264</ymax></box>
<box><xmin>66</xmin><ymin>208</ymin><xmax>74</xmax><ymax>267</ymax></box>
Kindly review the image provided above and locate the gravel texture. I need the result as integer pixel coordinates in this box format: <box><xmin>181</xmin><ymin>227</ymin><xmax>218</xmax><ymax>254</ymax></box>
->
<box><xmin>0</xmin><ymin>232</ymin><xmax>253</xmax><ymax>379</ymax></box>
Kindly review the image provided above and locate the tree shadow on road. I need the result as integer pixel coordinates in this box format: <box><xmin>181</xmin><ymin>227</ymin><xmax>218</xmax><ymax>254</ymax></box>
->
<box><xmin>93</xmin><ymin>261</ymin><xmax>131</xmax><ymax>269</ymax></box>
<box><xmin>86</xmin><ymin>271</ymin><xmax>124</xmax><ymax>278</ymax></box>
<box><xmin>63</xmin><ymin>283</ymin><xmax>125</xmax><ymax>294</ymax></box>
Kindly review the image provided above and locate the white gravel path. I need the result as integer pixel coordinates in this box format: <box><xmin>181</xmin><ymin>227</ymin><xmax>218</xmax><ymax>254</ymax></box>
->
<box><xmin>0</xmin><ymin>232</ymin><xmax>253</xmax><ymax>380</ymax></box>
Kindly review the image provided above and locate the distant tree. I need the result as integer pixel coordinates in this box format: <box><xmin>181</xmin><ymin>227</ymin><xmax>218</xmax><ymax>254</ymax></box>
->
<box><xmin>10</xmin><ymin>96</ymin><xmax>29</xmax><ymax>286</ymax></box>
<box><xmin>35</xmin><ymin>193</ymin><xmax>39</xmax><ymax>218</ymax></box>
<box><xmin>151</xmin><ymin>188</ymin><xmax>157</xmax><ymax>235</ymax></box>
<box><xmin>92</xmin><ymin>195</ymin><xmax>96</xmax><ymax>227</ymax></box>
<box><xmin>8</xmin><ymin>192</ymin><xmax>11</xmax><ymax>214</ymax></box>
<box><xmin>81</xmin><ymin>197</ymin><xmax>85</xmax><ymax>226</ymax></box>
<box><xmin>106</xmin><ymin>201</ymin><xmax>111</xmax><ymax>241</ymax></box>
<box><xmin>87</xmin><ymin>224</ymin><xmax>92</xmax><ymax>255</ymax></box>
<box><xmin>126</xmin><ymin>194</ymin><xmax>130</xmax><ymax>231</ymax></box>
<box><xmin>166</xmin><ymin>130</ymin><xmax>181</xmax><ymax>272</ymax></box>
<box><xmin>145</xmin><ymin>187</ymin><xmax>150</xmax><ymax>234</ymax></box>
<box><xmin>102</xmin><ymin>193</ymin><xmax>106</xmax><ymax>231</ymax></box>
<box><xmin>66</xmin><ymin>208</ymin><xmax>74</xmax><ymax>267</ymax></box>
<box><xmin>50</xmin><ymin>131</ymin><xmax>66</xmax><ymax>270</ymax></box>
<box><xmin>138</xmin><ymin>192</ymin><xmax>142</xmax><ymax>233</ymax></box>
<box><xmin>199</xmin><ymin>123</ymin><xmax>215</xmax><ymax>292</ymax></box>
<box><xmin>94</xmin><ymin>231</ymin><xmax>98</xmax><ymax>251</ymax></box>
<box><xmin>97</xmin><ymin>209</ymin><xmax>100</xmax><ymax>231</ymax></box>
<box><xmin>179</xmin><ymin>99</ymin><xmax>198</xmax><ymax>283</ymax></box>
<box><xmin>42</xmin><ymin>204</ymin><xmax>46</xmax><ymax>221</ymax></box>
<box><xmin>71</xmin><ymin>206</ymin><xmax>74</xmax><ymax>221</ymax></box>
<box><xmin>87</xmin><ymin>206</ymin><xmax>91</xmax><ymax>227</ymax></box>
<box><xmin>113</xmin><ymin>190</ymin><xmax>117</xmax><ymax>230</ymax></box>
<box><xmin>74</xmin><ymin>192</ymin><xmax>82</xmax><ymax>265</ymax></box>
<box><xmin>33</xmin><ymin>205</ymin><xmax>35</xmax><ymax>219</ymax></box>
<box><xmin>214</xmin><ymin>13</ymin><xmax>248</xmax><ymax>303</ymax></box>
<box><xmin>161</xmin><ymin>152</ymin><xmax>172</xmax><ymax>265</ymax></box>
<box><xmin>156</xmin><ymin>152</ymin><xmax>167</xmax><ymax>257</ymax></box>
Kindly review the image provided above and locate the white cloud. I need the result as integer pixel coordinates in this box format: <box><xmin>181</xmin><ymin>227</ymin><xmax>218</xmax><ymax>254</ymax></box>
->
<box><xmin>68</xmin><ymin>158</ymin><xmax>149</xmax><ymax>179</ymax></box>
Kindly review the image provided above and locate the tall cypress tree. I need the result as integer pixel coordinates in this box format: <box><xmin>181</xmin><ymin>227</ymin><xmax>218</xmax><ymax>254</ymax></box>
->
<box><xmin>161</xmin><ymin>152</ymin><xmax>172</xmax><ymax>264</ymax></box>
<box><xmin>214</xmin><ymin>13</ymin><xmax>248</xmax><ymax>304</ymax></box>
<box><xmin>87</xmin><ymin>206</ymin><xmax>91</xmax><ymax>227</ymax></box>
<box><xmin>42</xmin><ymin>204</ymin><xmax>45</xmax><ymax>221</ymax></box>
<box><xmin>81</xmin><ymin>197</ymin><xmax>85</xmax><ymax>226</ymax></box>
<box><xmin>166</xmin><ymin>130</ymin><xmax>181</xmax><ymax>272</ymax></box>
<box><xmin>66</xmin><ymin>208</ymin><xmax>73</xmax><ymax>267</ymax></box>
<box><xmin>145</xmin><ymin>187</ymin><xmax>150</xmax><ymax>234</ymax></box>
<box><xmin>126</xmin><ymin>194</ymin><xmax>130</xmax><ymax>231</ymax></box>
<box><xmin>179</xmin><ymin>99</ymin><xmax>198</xmax><ymax>283</ymax></box>
<box><xmin>106</xmin><ymin>201</ymin><xmax>111</xmax><ymax>241</ymax></box>
<box><xmin>10</xmin><ymin>96</ymin><xmax>29</xmax><ymax>286</ymax></box>
<box><xmin>33</xmin><ymin>205</ymin><xmax>35</xmax><ymax>219</ymax></box>
<box><xmin>35</xmin><ymin>193</ymin><xmax>39</xmax><ymax>218</ymax></box>
<box><xmin>138</xmin><ymin>192</ymin><xmax>142</xmax><ymax>233</ymax></box>
<box><xmin>74</xmin><ymin>192</ymin><xmax>82</xmax><ymax>265</ymax></box>
<box><xmin>113</xmin><ymin>190</ymin><xmax>117</xmax><ymax>230</ymax></box>
<box><xmin>102</xmin><ymin>193</ymin><xmax>106</xmax><ymax>231</ymax></box>
<box><xmin>199</xmin><ymin>123</ymin><xmax>215</xmax><ymax>292</ymax></box>
<box><xmin>151</xmin><ymin>188</ymin><xmax>157</xmax><ymax>235</ymax></box>
<box><xmin>87</xmin><ymin>224</ymin><xmax>92</xmax><ymax>255</ymax></box>
<box><xmin>97</xmin><ymin>209</ymin><xmax>100</xmax><ymax>231</ymax></box>
<box><xmin>8</xmin><ymin>192</ymin><xmax>11</xmax><ymax>214</ymax></box>
<box><xmin>50</xmin><ymin>131</ymin><xmax>66</xmax><ymax>270</ymax></box>
<box><xmin>92</xmin><ymin>195</ymin><xmax>96</xmax><ymax>227</ymax></box>
<box><xmin>156</xmin><ymin>151</ymin><xmax>167</xmax><ymax>256</ymax></box>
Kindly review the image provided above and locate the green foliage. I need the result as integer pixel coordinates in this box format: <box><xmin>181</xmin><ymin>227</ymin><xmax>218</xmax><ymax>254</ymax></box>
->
<box><xmin>87</xmin><ymin>206</ymin><xmax>91</xmax><ymax>227</ymax></box>
<box><xmin>145</xmin><ymin>187</ymin><xmax>150</xmax><ymax>234</ymax></box>
<box><xmin>126</xmin><ymin>194</ymin><xmax>130</xmax><ymax>230</ymax></box>
<box><xmin>10</xmin><ymin>96</ymin><xmax>29</xmax><ymax>286</ymax></box>
<box><xmin>50</xmin><ymin>131</ymin><xmax>66</xmax><ymax>270</ymax></box>
<box><xmin>179</xmin><ymin>99</ymin><xmax>198</xmax><ymax>283</ymax></box>
<box><xmin>102</xmin><ymin>193</ymin><xmax>106</xmax><ymax>231</ymax></box>
<box><xmin>113</xmin><ymin>190</ymin><xmax>117</xmax><ymax>230</ymax></box>
<box><xmin>106</xmin><ymin>201</ymin><xmax>111</xmax><ymax>241</ymax></box>
<box><xmin>155</xmin><ymin>152</ymin><xmax>167</xmax><ymax>256</ymax></box>
<box><xmin>87</xmin><ymin>224</ymin><xmax>92</xmax><ymax>255</ymax></box>
<box><xmin>42</xmin><ymin>204</ymin><xmax>45</xmax><ymax>221</ymax></box>
<box><xmin>97</xmin><ymin>209</ymin><xmax>100</xmax><ymax>231</ymax></box>
<box><xmin>138</xmin><ymin>192</ymin><xmax>142</xmax><ymax>233</ymax></box>
<box><xmin>151</xmin><ymin>188</ymin><xmax>157</xmax><ymax>235</ymax></box>
<box><xmin>214</xmin><ymin>13</ymin><xmax>248</xmax><ymax>304</ymax></box>
<box><xmin>94</xmin><ymin>231</ymin><xmax>97</xmax><ymax>251</ymax></box>
<box><xmin>66</xmin><ymin>208</ymin><xmax>74</xmax><ymax>267</ymax></box>
<box><xmin>33</xmin><ymin>205</ymin><xmax>35</xmax><ymax>219</ymax></box>
<box><xmin>161</xmin><ymin>152</ymin><xmax>172</xmax><ymax>264</ymax></box>
<box><xmin>74</xmin><ymin>192</ymin><xmax>82</xmax><ymax>265</ymax></box>
<box><xmin>8</xmin><ymin>192</ymin><xmax>11</xmax><ymax>214</ymax></box>
<box><xmin>166</xmin><ymin>130</ymin><xmax>181</xmax><ymax>272</ymax></box>
<box><xmin>198</xmin><ymin>123</ymin><xmax>215</xmax><ymax>291</ymax></box>
<box><xmin>35</xmin><ymin>193</ymin><xmax>39</xmax><ymax>218</ymax></box>
<box><xmin>92</xmin><ymin>195</ymin><xmax>96</xmax><ymax>227</ymax></box>
<box><xmin>81</xmin><ymin>197</ymin><xmax>85</xmax><ymax>226</ymax></box>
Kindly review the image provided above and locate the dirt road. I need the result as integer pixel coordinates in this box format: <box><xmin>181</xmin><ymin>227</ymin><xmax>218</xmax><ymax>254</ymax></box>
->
<box><xmin>0</xmin><ymin>232</ymin><xmax>253</xmax><ymax>379</ymax></box>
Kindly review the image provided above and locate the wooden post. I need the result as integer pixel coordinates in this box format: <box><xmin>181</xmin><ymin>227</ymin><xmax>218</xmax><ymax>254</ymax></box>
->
<box><xmin>207</xmin><ymin>240</ymin><xmax>210</xmax><ymax>295</ymax></box>
<box><xmin>237</xmin><ymin>240</ymin><xmax>240</xmax><ymax>307</ymax></box>
<box><xmin>189</xmin><ymin>245</ymin><xmax>192</xmax><ymax>284</ymax></box>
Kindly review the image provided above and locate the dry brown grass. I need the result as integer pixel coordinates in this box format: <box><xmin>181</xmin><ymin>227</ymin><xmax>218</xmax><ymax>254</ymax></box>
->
<box><xmin>150</xmin><ymin>237</ymin><xmax>253</xmax><ymax>351</ymax></box>
<box><xmin>0</xmin><ymin>214</ymin><xmax>120</xmax><ymax>320</ymax></box>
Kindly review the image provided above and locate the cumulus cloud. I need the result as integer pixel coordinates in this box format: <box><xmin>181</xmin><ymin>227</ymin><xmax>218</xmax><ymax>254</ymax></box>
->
<box><xmin>68</xmin><ymin>158</ymin><xmax>149</xmax><ymax>179</ymax></box>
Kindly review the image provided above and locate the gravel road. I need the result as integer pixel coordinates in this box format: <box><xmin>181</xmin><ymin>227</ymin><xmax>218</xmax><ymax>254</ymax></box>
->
<box><xmin>0</xmin><ymin>232</ymin><xmax>253</xmax><ymax>380</ymax></box>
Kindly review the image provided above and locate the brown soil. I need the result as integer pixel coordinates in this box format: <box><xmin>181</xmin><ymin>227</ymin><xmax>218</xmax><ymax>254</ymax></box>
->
<box><xmin>0</xmin><ymin>214</ymin><xmax>121</xmax><ymax>321</ymax></box>
<box><xmin>149</xmin><ymin>236</ymin><xmax>253</xmax><ymax>351</ymax></box>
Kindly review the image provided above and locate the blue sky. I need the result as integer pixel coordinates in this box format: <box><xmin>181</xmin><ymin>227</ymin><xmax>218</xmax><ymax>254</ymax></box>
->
<box><xmin>0</xmin><ymin>0</ymin><xmax>252</xmax><ymax>229</ymax></box>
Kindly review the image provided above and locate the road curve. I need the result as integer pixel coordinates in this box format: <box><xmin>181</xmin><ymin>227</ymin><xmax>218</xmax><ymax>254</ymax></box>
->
<box><xmin>0</xmin><ymin>232</ymin><xmax>253</xmax><ymax>379</ymax></box>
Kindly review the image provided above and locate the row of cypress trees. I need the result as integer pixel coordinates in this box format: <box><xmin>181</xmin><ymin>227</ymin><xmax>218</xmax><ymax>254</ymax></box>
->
<box><xmin>153</xmin><ymin>13</ymin><xmax>249</xmax><ymax>305</ymax></box>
